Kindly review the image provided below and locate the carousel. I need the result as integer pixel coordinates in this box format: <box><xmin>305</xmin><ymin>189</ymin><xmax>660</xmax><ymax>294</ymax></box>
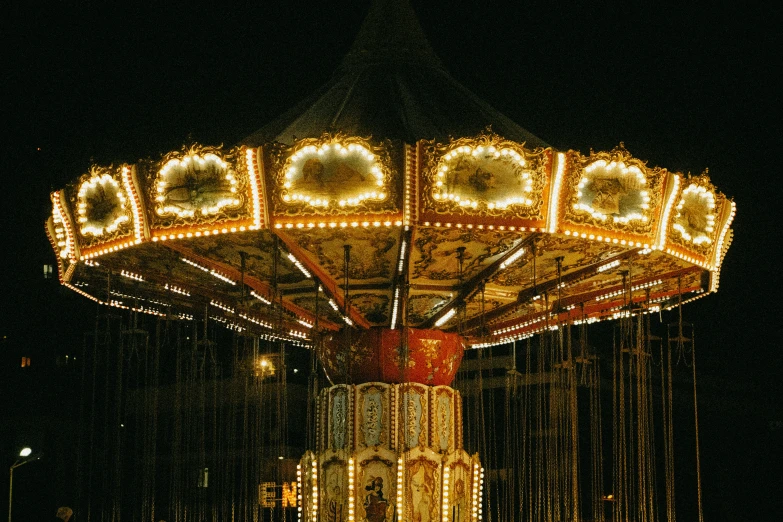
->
<box><xmin>45</xmin><ymin>1</ymin><xmax>735</xmax><ymax>522</ymax></box>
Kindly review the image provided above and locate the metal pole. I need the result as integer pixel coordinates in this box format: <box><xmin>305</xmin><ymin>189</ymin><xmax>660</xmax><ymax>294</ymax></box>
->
<box><xmin>7</xmin><ymin>465</ymin><xmax>12</xmax><ymax>522</ymax></box>
<box><xmin>8</xmin><ymin>459</ymin><xmax>36</xmax><ymax>522</ymax></box>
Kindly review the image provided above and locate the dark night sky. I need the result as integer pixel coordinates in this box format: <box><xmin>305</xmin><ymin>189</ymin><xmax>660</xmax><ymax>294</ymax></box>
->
<box><xmin>2</xmin><ymin>0</ymin><xmax>781</xmax><ymax>517</ymax></box>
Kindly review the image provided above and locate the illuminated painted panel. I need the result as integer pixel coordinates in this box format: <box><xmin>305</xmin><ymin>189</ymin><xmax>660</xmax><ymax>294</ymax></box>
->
<box><xmin>573</xmin><ymin>159</ymin><xmax>651</xmax><ymax>223</ymax></box>
<box><xmin>672</xmin><ymin>183</ymin><xmax>716</xmax><ymax>245</ymax></box>
<box><xmin>77</xmin><ymin>169</ymin><xmax>130</xmax><ymax>236</ymax></box>
<box><xmin>433</xmin><ymin>144</ymin><xmax>533</xmax><ymax>210</ymax></box>
<box><xmin>281</xmin><ymin>138</ymin><xmax>388</xmax><ymax>209</ymax></box>
<box><xmin>155</xmin><ymin>151</ymin><xmax>240</xmax><ymax>218</ymax></box>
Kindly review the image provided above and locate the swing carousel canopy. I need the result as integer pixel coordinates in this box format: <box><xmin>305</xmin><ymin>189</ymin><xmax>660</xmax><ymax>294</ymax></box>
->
<box><xmin>45</xmin><ymin>0</ymin><xmax>735</xmax><ymax>360</ymax></box>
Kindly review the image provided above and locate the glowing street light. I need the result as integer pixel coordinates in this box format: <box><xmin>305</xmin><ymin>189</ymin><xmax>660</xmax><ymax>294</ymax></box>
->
<box><xmin>9</xmin><ymin>447</ymin><xmax>41</xmax><ymax>522</ymax></box>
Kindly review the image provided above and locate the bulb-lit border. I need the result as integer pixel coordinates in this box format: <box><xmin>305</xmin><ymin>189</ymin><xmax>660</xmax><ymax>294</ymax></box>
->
<box><xmin>421</xmin><ymin>135</ymin><xmax>550</xmax><ymax>226</ymax></box>
<box><xmin>433</xmin><ymin>145</ymin><xmax>532</xmax><ymax>209</ymax></box>
<box><xmin>77</xmin><ymin>171</ymin><xmax>130</xmax><ymax>236</ymax></box>
<box><xmin>279</xmin><ymin>136</ymin><xmax>391</xmax><ymax>210</ymax></box>
<box><xmin>672</xmin><ymin>183</ymin><xmax>716</xmax><ymax>245</ymax></box>
<box><xmin>155</xmin><ymin>152</ymin><xmax>240</xmax><ymax>218</ymax></box>
<box><xmin>573</xmin><ymin>159</ymin><xmax>650</xmax><ymax>223</ymax></box>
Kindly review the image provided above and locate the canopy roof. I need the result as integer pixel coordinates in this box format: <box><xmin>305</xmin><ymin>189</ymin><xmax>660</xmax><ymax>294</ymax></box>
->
<box><xmin>242</xmin><ymin>0</ymin><xmax>549</xmax><ymax>147</ymax></box>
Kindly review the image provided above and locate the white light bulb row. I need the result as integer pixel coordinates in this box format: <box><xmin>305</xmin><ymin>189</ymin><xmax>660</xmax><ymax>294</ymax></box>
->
<box><xmin>390</xmin><ymin>286</ymin><xmax>401</xmax><ymax>330</ymax></box>
<box><xmin>471</xmin><ymin>464</ymin><xmax>481</xmax><ymax>520</ymax></box>
<box><xmin>479</xmin><ymin>468</ymin><xmax>485</xmax><ymax>520</ymax></box>
<box><xmin>493</xmin><ymin>315</ymin><xmax>544</xmax><ymax>336</ymax></box>
<box><xmin>712</xmin><ymin>200</ymin><xmax>736</xmax><ymax>275</ymax></box>
<box><xmin>296</xmin><ymin>464</ymin><xmax>303</xmax><ymax>522</ymax></box>
<box><xmin>297</xmin><ymin>319</ymin><xmax>314</xmax><ymax>329</ymax></box>
<box><xmin>347</xmin><ymin>458</ymin><xmax>355</xmax><ymax>521</ymax></box>
<box><xmin>663</xmin><ymin>289</ymin><xmax>708</xmax><ymax>310</ymax></box>
<box><xmin>572</xmin><ymin>316</ymin><xmax>600</xmax><ymax>326</ymax></box>
<box><xmin>121</xmin><ymin>166</ymin><xmax>145</xmax><ymax>242</ymax></box>
<box><xmin>311</xmin><ymin>459</ymin><xmax>319</xmax><ymax>522</ymax></box>
<box><xmin>250</xmin><ymin>290</ymin><xmax>272</xmax><ymax>305</ymax></box>
<box><xmin>422</xmin><ymin>221</ymin><xmax>537</xmax><ymax>233</ymax></box>
<box><xmin>397</xmin><ymin>239</ymin><xmax>407</xmax><ymax>274</ymax></box>
<box><xmin>584</xmin><ymin>159</ymin><xmax>646</xmax><ymax>182</ymax></box>
<box><xmin>180</xmin><ymin>257</ymin><xmax>236</xmax><ymax>285</ymax></box>
<box><xmin>121</xmin><ymin>270</ymin><xmax>144</xmax><ymax>282</ymax></box>
<box><xmin>164</xmin><ymin>284</ymin><xmax>190</xmax><ymax>296</ymax></box>
<box><xmin>289</xmin><ymin>329</ymin><xmax>308</xmax><ymax>339</ymax></box>
<box><xmin>329</xmin><ymin>299</ymin><xmax>353</xmax><ymax>326</ymax></box>
<box><xmin>595</xmin><ymin>279</ymin><xmax>663</xmax><ymax>302</ymax></box>
<box><xmin>209</xmin><ymin>315</ymin><xmax>246</xmax><ymax>333</ymax></box>
<box><xmin>664</xmin><ymin>247</ymin><xmax>707</xmax><ymax>268</ymax></box>
<box><xmin>442</xmin><ymin>145</ymin><xmax>526</xmax><ymax>166</ymax></box>
<box><xmin>275</xmin><ymin>220</ymin><xmax>401</xmax><ymax>230</ymax></box>
<box><xmin>52</xmin><ymin>192</ymin><xmax>76</xmax><ymax>261</ymax></box>
<box><xmin>110</xmin><ymin>290</ymin><xmax>168</xmax><ymax>308</ymax></box>
<box><xmin>287</xmin><ymin>253</ymin><xmax>312</xmax><ymax>278</ymax></box>
<box><xmin>442</xmin><ymin>466</ymin><xmax>451</xmax><ymax>522</ymax></box>
<box><xmin>238</xmin><ymin>313</ymin><xmax>274</xmax><ymax>330</ymax></box>
<box><xmin>152</xmin><ymin>224</ymin><xmax>255</xmax><ymax>244</ymax></box>
<box><xmin>81</xmin><ymin>238</ymin><xmax>143</xmax><ymax>260</ymax></box>
<box><xmin>596</xmin><ymin>259</ymin><xmax>621</xmax><ymax>273</ymax></box>
<box><xmin>547</xmin><ymin>153</ymin><xmax>566</xmax><ymax>233</ymax></box>
<box><xmin>396</xmin><ymin>458</ymin><xmax>404</xmax><ymax>519</ymax></box>
<box><xmin>65</xmin><ymin>282</ymin><xmax>165</xmax><ymax>317</ymax></box>
<box><xmin>500</xmin><ymin>247</ymin><xmax>525</xmax><ymax>270</ymax></box>
<box><xmin>210</xmin><ymin>300</ymin><xmax>235</xmax><ymax>314</ymax></box>
<box><xmin>245</xmin><ymin>148</ymin><xmax>263</xmax><ymax>229</ymax></box>
<box><xmin>434</xmin><ymin>308</ymin><xmax>457</xmax><ymax>327</ymax></box>
<box><xmin>656</xmin><ymin>174</ymin><xmax>681</xmax><ymax>249</ymax></box>
<box><xmin>564</xmin><ymin>229</ymin><xmax>650</xmax><ymax>249</ymax></box>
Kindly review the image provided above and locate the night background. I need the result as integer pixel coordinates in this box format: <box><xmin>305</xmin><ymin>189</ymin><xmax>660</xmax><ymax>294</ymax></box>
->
<box><xmin>2</xmin><ymin>0</ymin><xmax>781</xmax><ymax>520</ymax></box>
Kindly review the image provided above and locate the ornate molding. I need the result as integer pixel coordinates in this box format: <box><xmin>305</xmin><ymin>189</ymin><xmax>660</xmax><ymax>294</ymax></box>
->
<box><xmin>420</xmin><ymin>132</ymin><xmax>549</xmax><ymax>222</ymax></box>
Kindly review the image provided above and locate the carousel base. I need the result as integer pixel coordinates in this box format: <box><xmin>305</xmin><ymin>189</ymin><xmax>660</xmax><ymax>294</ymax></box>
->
<box><xmin>298</xmin><ymin>382</ymin><xmax>483</xmax><ymax>521</ymax></box>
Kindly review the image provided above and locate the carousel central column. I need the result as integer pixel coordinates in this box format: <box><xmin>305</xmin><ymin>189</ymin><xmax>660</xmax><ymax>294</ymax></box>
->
<box><xmin>299</xmin><ymin>327</ymin><xmax>483</xmax><ymax>522</ymax></box>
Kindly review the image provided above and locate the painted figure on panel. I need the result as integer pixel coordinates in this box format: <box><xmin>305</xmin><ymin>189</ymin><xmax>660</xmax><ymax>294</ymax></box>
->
<box><xmin>327</xmin><ymin>483</ymin><xmax>344</xmax><ymax>522</ymax></box>
<box><xmin>452</xmin><ymin>477</ymin><xmax>466</xmax><ymax>522</ymax></box>
<box><xmin>363</xmin><ymin>476</ymin><xmax>388</xmax><ymax>522</ymax></box>
<box><xmin>410</xmin><ymin>462</ymin><xmax>436</xmax><ymax>522</ymax></box>
<box><xmin>325</xmin><ymin>465</ymin><xmax>346</xmax><ymax>522</ymax></box>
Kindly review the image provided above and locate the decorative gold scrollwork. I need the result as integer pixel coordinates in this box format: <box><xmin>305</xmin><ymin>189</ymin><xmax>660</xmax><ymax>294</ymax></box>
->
<box><xmin>72</xmin><ymin>165</ymin><xmax>133</xmax><ymax>248</ymax></box>
<box><xmin>270</xmin><ymin>133</ymin><xmax>398</xmax><ymax>217</ymax></box>
<box><xmin>669</xmin><ymin>172</ymin><xmax>719</xmax><ymax>254</ymax></box>
<box><xmin>147</xmin><ymin>144</ymin><xmax>248</xmax><ymax>230</ymax></box>
<box><xmin>563</xmin><ymin>145</ymin><xmax>664</xmax><ymax>237</ymax></box>
<box><xmin>421</xmin><ymin>132</ymin><xmax>548</xmax><ymax>220</ymax></box>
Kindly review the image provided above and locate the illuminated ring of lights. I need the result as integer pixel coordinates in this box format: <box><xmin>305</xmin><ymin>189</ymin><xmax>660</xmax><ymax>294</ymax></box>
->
<box><xmin>672</xmin><ymin>183</ymin><xmax>716</xmax><ymax>245</ymax></box>
<box><xmin>573</xmin><ymin>159</ymin><xmax>650</xmax><ymax>223</ymax></box>
<box><xmin>433</xmin><ymin>144</ymin><xmax>533</xmax><ymax>209</ymax></box>
<box><xmin>282</xmin><ymin>140</ymin><xmax>387</xmax><ymax>208</ymax></box>
<box><xmin>155</xmin><ymin>152</ymin><xmax>240</xmax><ymax>217</ymax></box>
<box><xmin>77</xmin><ymin>173</ymin><xmax>130</xmax><ymax>236</ymax></box>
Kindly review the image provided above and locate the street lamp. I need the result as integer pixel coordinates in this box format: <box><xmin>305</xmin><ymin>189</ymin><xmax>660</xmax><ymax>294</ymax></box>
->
<box><xmin>8</xmin><ymin>448</ymin><xmax>40</xmax><ymax>522</ymax></box>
